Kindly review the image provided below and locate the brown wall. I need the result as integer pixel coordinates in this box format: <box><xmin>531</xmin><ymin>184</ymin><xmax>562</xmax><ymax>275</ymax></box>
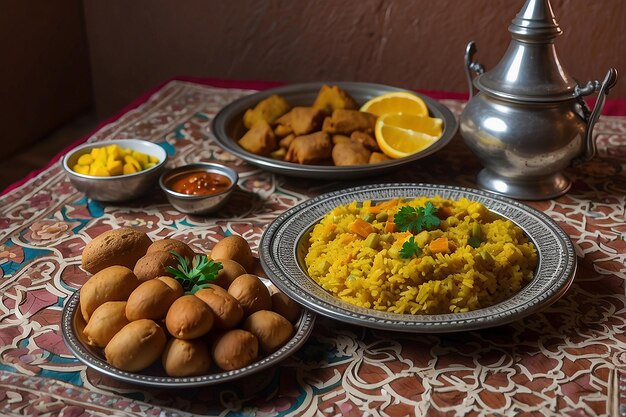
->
<box><xmin>0</xmin><ymin>0</ymin><xmax>92</xmax><ymax>156</ymax></box>
<box><xmin>84</xmin><ymin>0</ymin><xmax>625</xmax><ymax>117</ymax></box>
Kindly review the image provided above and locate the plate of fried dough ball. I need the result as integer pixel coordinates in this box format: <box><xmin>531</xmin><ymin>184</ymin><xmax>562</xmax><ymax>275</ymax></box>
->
<box><xmin>61</xmin><ymin>228</ymin><xmax>315</xmax><ymax>388</ymax></box>
<box><xmin>211</xmin><ymin>81</ymin><xmax>457</xmax><ymax>179</ymax></box>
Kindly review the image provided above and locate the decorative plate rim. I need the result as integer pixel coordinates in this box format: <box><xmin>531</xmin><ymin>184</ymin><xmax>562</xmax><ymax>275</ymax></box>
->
<box><xmin>61</xmin><ymin>279</ymin><xmax>316</xmax><ymax>388</ymax></box>
<box><xmin>259</xmin><ymin>183</ymin><xmax>576</xmax><ymax>333</ymax></box>
<box><xmin>211</xmin><ymin>81</ymin><xmax>459</xmax><ymax>179</ymax></box>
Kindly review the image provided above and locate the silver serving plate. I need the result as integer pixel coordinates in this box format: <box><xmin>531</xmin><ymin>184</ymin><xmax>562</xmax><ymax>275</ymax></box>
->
<box><xmin>211</xmin><ymin>82</ymin><xmax>458</xmax><ymax>179</ymax></box>
<box><xmin>61</xmin><ymin>278</ymin><xmax>315</xmax><ymax>388</ymax></box>
<box><xmin>260</xmin><ymin>183</ymin><xmax>576</xmax><ymax>333</ymax></box>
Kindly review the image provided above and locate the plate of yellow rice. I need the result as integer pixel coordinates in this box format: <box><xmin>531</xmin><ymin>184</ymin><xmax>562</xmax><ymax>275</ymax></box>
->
<box><xmin>260</xmin><ymin>183</ymin><xmax>576</xmax><ymax>332</ymax></box>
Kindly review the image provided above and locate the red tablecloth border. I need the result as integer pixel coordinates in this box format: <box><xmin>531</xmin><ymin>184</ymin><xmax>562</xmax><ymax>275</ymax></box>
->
<box><xmin>2</xmin><ymin>75</ymin><xmax>625</xmax><ymax>196</ymax></box>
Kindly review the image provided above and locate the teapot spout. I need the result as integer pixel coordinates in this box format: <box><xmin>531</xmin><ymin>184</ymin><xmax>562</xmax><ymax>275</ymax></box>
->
<box><xmin>575</xmin><ymin>68</ymin><xmax>618</xmax><ymax>164</ymax></box>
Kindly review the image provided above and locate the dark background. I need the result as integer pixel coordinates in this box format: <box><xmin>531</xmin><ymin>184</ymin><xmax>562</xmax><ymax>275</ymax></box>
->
<box><xmin>1</xmin><ymin>0</ymin><xmax>624</xmax><ymax>172</ymax></box>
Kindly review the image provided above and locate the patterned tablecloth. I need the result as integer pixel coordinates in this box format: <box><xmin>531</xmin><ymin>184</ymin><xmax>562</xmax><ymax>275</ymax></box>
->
<box><xmin>1</xmin><ymin>80</ymin><xmax>625</xmax><ymax>417</ymax></box>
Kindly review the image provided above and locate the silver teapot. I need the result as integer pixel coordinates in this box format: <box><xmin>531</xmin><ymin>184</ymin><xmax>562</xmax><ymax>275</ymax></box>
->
<box><xmin>460</xmin><ymin>0</ymin><xmax>617</xmax><ymax>200</ymax></box>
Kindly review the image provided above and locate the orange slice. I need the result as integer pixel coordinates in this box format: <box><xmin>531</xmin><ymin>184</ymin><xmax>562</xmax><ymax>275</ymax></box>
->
<box><xmin>375</xmin><ymin>113</ymin><xmax>443</xmax><ymax>159</ymax></box>
<box><xmin>360</xmin><ymin>92</ymin><xmax>429</xmax><ymax>117</ymax></box>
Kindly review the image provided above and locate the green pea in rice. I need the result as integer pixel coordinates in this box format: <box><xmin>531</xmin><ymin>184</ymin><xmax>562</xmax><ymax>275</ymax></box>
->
<box><xmin>305</xmin><ymin>196</ymin><xmax>537</xmax><ymax>314</ymax></box>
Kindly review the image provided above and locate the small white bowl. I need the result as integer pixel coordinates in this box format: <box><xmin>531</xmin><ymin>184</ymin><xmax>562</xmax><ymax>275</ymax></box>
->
<box><xmin>62</xmin><ymin>139</ymin><xmax>168</xmax><ymax>202</ymax></box>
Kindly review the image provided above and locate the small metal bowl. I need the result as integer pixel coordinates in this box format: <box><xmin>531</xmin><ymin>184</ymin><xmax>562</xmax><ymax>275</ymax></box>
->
<box><xmin>62</xmin><ymin>139</ymin><xmax>168</xmax><ymax>202</ymax></box>
<box><xmin>159</xmin><ymin>162</ymin><xmax>238</xmax><ymax>215</ymax></box>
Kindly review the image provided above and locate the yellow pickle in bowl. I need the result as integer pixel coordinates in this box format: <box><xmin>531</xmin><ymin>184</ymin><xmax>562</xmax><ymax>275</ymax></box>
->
<box><xmin>72</xmin><ymin>144</ymin><xmax>160</xmax><ymax>177</ymax></box>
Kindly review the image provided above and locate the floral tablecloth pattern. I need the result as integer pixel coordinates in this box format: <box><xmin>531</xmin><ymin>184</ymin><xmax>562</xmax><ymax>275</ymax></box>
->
<box><xmin>1</xmin><ymin>80</ymin><xmax>625</xmax><ymax>417</ymax></box>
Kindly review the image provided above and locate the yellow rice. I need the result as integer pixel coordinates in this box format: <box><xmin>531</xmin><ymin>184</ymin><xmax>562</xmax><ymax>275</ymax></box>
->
<box><xmin>305</xmin><ymin>196</ymin><xmax>537</xmax><ymax>314</ymax></box>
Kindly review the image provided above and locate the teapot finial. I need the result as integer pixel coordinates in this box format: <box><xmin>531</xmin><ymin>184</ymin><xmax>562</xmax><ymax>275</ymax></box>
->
<box><xmin>509</xmin><ymin>0</ymin><xmax>562</xmax><ymax>40</ymax></box>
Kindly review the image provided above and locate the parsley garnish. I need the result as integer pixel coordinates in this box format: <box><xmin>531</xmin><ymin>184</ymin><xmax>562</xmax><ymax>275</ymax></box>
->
<box><xmin>166</xmin><ymin>251</ymin><xmax>223</xmax><ymax>294</ymax></box>
<box><xmin>399</xmin><ymin>236</ymin><xmax>421</xmax><ymax>259</ymax></box>
<box><xmin>394</xmin><ymin>201</ymin><xmax>441</xmax><ymax>233</ymax></box>
<box><xmin>468</xmin><ymin>236</ymin><xmax>481</xmax><ymax>248</ymax></box>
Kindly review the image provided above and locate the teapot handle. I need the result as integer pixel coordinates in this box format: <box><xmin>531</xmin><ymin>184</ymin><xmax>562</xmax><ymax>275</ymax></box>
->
<box><xmin>464</xmin><ymin>41</ymin><xmax>485</xmax><ymax>99</ymax></box>
<box><xmin>574</xmin><ymin>68</ymin><xmax>618</xmax><ymax>165</ymax></box>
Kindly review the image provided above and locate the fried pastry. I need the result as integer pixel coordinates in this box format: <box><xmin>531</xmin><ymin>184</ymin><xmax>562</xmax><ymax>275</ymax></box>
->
<box><xmin>276</xmin><ymin>107</ymin><xmax>325</xmax><ymax>136</ymax></box>
<box><xmin>351</xmin><ymin>131</ymin><xmax>379</xmax><ymax>151</ymax></box>
<box><xmin>312</xmin><ymin>85</ymin><xmax>358</xmax><ymax>113</ymax></box>
<box><xmin>285</xmin><ymin>132</ymin><xmax>332</xmax><ymax>164</ymax></box>
<box><xmin>322</xmin><ymin>109</ymin><xmax>377</xmax><ymax>135</ymax></box>
<box><xmin>238</xmin><ymin>120</ymin><xmax>276</xmax><ymax>156</ymax></box>
<box><xmin>332</xmin><ymin>135</ymin><xmax>352</xmax><ymax>145</ymax></box>
<box><xmin>332</xmin><ymin>141</ymin><xmax>371</xmax><ymax>166</ymax></box>
<box><xmin>274</xmin><ymin>124</ymin><xmax>292</xmax><ymax>138</ymax></box>
<box><xmin>369</xmin><ymin>152</ymin><xmax>391</xmax><ymax>164</ymax></box>
<box><xmin>243</xmin><ymin>95</ymin><xmax>290</xmax><ymax>129</ymax></box>
<box><xmin>279</xmin><ymin>134</ymin><xmax>296</xmax><ymax>149</ymax></box>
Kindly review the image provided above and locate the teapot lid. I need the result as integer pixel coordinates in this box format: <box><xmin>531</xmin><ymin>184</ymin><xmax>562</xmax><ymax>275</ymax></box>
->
<box><xmin>474</xmin><ymin>0</ymin><xmax>579</xmax><ymax>102</ymax></box>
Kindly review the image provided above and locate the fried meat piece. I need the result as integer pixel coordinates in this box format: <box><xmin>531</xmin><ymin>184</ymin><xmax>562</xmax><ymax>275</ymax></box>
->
<box><xmin>332</xmin><ymin>141</ymin><xmax>371</xmax><ymax>166</ymax></box>
<box><xmin>276</xmin><ymin>107</ymin><xmax>324</xmax><ymax>136</ymax></box>
<box><xmin>312</xmin><ymin>85</ymin><xmax>358</xmax><ymax>113</ymax></box>
<box><xmin>369</xmin><ymin>152</ymin><xmax>391</xmax><ymax>164</ymax></box>
<box><xmin>238</xmin><ymin>121</ymin><xmax>276</xmax><ymax>156</ymax></box>
<box><xmin>285</xmin><ymin>132</ymin><xmax>332</xmax><ymax>165</ymax></box>
<box><xmin>243</xmin><ymin>95</ymin><xmax>290</xmax><ymax>129</ymax></box>
<box><xmin>322</xmin><ymin>109</ymin><xmax>377</xmax><ymax>135</ymax></box>
<box><xmin>350</xmin><ymin>131</ymin><xmax>379</xmax><ymax>151</ymax></box>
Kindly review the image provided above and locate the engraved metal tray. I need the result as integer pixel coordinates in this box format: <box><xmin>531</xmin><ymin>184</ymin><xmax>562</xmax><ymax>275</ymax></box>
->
<box><xmin>211</xmin><ymin>82</ymin><xmax>458</xmax><ymax>179</ymax></box>
<box><xmin>260</xmin><ymin>183</ymin><xmax>576</xmax><ymax>333</ymax></box>
<box><xmin>61</xmin><ymin>278</ymin><xmax>315</xmax><ymax>388</ymax></box>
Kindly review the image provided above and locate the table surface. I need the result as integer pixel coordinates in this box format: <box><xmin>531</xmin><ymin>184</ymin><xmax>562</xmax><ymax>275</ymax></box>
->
<box><xmin>1</xmin><ymin>80</ymin><xmax>625</xmax><ymax>417</ymax></box>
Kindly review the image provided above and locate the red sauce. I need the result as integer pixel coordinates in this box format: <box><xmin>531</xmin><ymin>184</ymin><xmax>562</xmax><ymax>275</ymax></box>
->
<box><xmin>170</xmin><ymin>171</ymin><xmax>232</xmax><ymax>196</ymax></box>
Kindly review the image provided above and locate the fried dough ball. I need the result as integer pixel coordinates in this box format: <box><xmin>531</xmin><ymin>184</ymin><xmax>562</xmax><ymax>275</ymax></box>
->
<box><xmin>210</xmin><ymin>235</ymin><xmax>254</xmax><ymax>273</ymax></box>
<box><xmin>195</xmin><ymin>287</ymin><xmax>244</xmax><ymax>329</ymax></box>
<box><xmin>228</xmin><ymin>274</ymin><xmax>272</xmax><ymax>316</ymax></box>
<box><xmin>133</xmin><ymin>250</ymin><xmax>178</xmax><ymax>282</ymax></box>
<box><xmin>104</xmin><ymin>319</ymin><xmax>166</xmax><ymax>372</ymax></box>
<box><xmin>126</xmin><ymin>278</ymin><xmax>181</xmax><ymax>321</ymax></box>
<box><xmin>212</xmin><ymin>329</ymin><xmax>258</xmax><ymax>371</ymax></box>
<box><xmin>165</xmin><ymin>295</ymin><xmax>214</xmax><ymax>339</ymax></box>
<box><xmin>80</xmin><ymin>265</ymin><xmax>139</xmax><ymax>322</ymax></box>
<box><xmin>162</xmin><ymin>338</ymin><xmax>211</xmax><ymax>377</ymax></box>
<box><xmin>157</xmin><ymin>276</ymin><xmax>184</xmax><ymax>298</ymax></box>
<box><xmin>213</xmin><ymin>258</ymin><xmax>247</xmax><ymax>289</ymax></box>
<box><xmin>147</xmin><ymin>239</ymin><xmax>195</xmax><ymax>261</ymax></box>
<box><xmin>83</xmin><ymin>301</ymin><xmax>129</xmax><ymax>348</ymax></box>
<box><xmin>243</xmin><ymin>310</ymin><xmax>293</xmax><ymax>353</ymax></box>
<box><xmin>271</xmin><ymin>292</ymin><xmax>302</xmax><ymax>323</ymax></box>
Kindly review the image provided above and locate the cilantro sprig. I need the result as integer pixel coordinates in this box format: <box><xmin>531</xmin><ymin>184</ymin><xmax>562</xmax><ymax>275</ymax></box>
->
<box><xmin>399</xmin><ymin>236</ymin><xmax>421</xmax><ymax>259</ymax></box>
<box><xmin>166</xmin><ymin>251</ymin><xmax>223</xmax><ymax>294</ymax></box>
<box><xmin>394</xmin><ymin>201</ymin><xmax>441</xmax><ymax>234</ymax></box>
